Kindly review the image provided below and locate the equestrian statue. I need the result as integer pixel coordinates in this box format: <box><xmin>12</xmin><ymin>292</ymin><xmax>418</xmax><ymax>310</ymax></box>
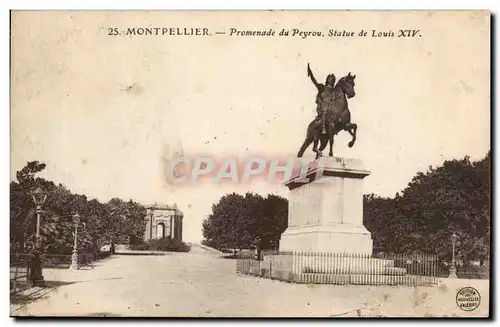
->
<box><xmin>297</xmin><ymin>63</ymin><xmax>358</xmax><ymax>159</ymax></box>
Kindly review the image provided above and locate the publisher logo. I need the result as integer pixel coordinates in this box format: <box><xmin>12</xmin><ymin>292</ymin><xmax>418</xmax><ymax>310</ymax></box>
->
<box><xmin>456</xmin><ymin>287</ymin><xmax>481</xmax><ymax>311</ymax></box>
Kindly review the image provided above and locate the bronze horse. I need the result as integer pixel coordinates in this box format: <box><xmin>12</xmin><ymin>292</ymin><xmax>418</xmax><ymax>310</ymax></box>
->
<box><xmin>297</xmin><ymin>73</ymin><xmax>357</xmax><ymax>159</ymax></box>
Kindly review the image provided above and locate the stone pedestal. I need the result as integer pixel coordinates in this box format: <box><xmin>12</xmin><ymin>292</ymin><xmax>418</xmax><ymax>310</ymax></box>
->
<box><xmin>279</xmin><ymin>157</ymin><xmax>373</xmax><ymax>255</ymax></box>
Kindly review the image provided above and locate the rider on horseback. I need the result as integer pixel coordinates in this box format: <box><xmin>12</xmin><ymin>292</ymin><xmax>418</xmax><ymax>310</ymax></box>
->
<box><xmin>297</xmin><ymin>70</ymin><xmax>358</xmax><ymax>159</ymax></box>
<box><xmin>307</xmin><ymin>63</ymin><xmax>337</xmax><ymax>134</ymax></box>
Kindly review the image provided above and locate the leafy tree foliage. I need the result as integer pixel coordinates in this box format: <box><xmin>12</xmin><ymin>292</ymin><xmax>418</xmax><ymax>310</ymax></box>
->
<box><xmin>202</xmin><ymin>152</ymin><xmax>490</xmax><ymax>264</ymax></box>
<box><xmin>202</xmin><ymin>192</ymin><xmax>287</xmax><ymax>250</ymax></box>
<box><xmin>10</xmin><ymin>161</ymin><xmax>147</xmax><ymax>255</ymax></box>
<box><xmin>364</xmin><ymin>152</ymin><xmax>491</xmax><ymax>262</ymax></box>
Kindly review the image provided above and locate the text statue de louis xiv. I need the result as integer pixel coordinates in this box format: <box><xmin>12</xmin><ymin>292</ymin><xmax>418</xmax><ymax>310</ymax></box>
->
<box><xmin>297</xmin><ymin>63</ymin><xmax>358</xmax><ymax>159</ymax></box>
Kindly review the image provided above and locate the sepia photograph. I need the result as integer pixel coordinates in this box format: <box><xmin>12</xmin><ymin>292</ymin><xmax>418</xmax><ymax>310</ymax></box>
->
<box><xmin>9</xmin><ymin>10</ymin><xmax>491</xmax><ymax>318</ymax></box>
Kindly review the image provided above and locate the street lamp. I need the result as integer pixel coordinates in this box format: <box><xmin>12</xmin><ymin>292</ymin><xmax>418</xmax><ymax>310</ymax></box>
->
<box><xmin>149</xmin><ymin>211</ymin><xmax>154</xmax><ymax>240</ymax></box>
<box><xmin>32</xmin><ymin>187</ymin><xmax>47</xmax><ymax>238</ymax></box>
<box><xmin>449</xmin><ymin>233</ymin><xmax>458</xmax><ymax>279</ymax></box>
<box><xmin>70</xmin><ymin>213</ymin><xmax>81</xmax><ymax>270</ymax></box>
<box><xmin>30</xmin><ymin>187</ymin><xmax>47</xmax><ymax>286</ymax></box>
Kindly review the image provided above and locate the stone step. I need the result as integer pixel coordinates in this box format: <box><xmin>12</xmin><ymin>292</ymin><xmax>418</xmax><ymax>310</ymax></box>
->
<box><xmin>243</xmin><ymin>267</ymin><xmax>436</xmax><ymax>285</ymax></box>
<box><xmin>301</xmin><ymin>266</ymin><xmax>407</xmax><ymax>275</ymax></box>
<box><xmin>262</xmin><ymin>254</ymin><xmax>403</xmax><ymax>273</ymax></box>
<box><xmin>299</xmin><ymin>273</ymin><xmax>432</xmax><ymax>285</ymax></box>
<box><xmin>248</xmin><ymin>266</ymin><xmax>406</xmax><ymax>277</ymax></box>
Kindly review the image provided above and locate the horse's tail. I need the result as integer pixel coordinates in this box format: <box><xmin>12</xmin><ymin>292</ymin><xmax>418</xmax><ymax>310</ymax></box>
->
<box><xmin>307</xmin><ymin>117</ymin><xmax>320</xmax><ymax>134</ymax></box>
<box><xmin>298</xmin><ymin>118</ymin><xmax>320</xmax><ymax>158</ymax></box>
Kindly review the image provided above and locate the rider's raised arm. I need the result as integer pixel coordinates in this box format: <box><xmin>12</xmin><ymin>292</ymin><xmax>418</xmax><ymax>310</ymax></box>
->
<box><xmin>307</xmin><ymin>63</ymin><xmax>321</xmax><ymax>90</ymax></box>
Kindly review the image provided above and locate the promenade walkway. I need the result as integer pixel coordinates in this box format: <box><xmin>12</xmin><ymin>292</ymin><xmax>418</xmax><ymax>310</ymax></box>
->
<box><xmin>11</xmin><ymin>249</ymin><xmax>489</xmax><ymax>317</ymax></box>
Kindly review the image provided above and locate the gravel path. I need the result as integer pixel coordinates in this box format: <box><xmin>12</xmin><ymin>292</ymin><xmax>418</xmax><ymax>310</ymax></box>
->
<box><xmin>11</xmin><ymin>251</ymin><xmax>489</xmax><ymax>317</ymax></box>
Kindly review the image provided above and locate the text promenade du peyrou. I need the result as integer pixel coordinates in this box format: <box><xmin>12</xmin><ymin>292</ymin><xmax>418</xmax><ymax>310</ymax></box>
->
<box><xmin>109</xmin><ymin>26</ymin><xmax>422</xmax><ymax>39</ymax></box>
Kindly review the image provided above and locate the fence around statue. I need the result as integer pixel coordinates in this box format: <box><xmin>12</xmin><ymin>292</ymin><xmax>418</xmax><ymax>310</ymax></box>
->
<box><xmin>236</xmin><ymin>251</ymin><xmax>439</xmax><ymax>286</ymax></box>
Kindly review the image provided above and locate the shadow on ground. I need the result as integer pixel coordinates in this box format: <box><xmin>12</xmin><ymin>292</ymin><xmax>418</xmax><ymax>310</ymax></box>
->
<box><xmin>82</xmin><ymin>312</ymin><xmax>123</xmax><ymax>317</ymax></box>
<box><xmin>11</xmin><ymin>280</ymin><xmax>79</xmax><ymax>306</ymax></box>
<box><xmin>77</xmin><ymin>265</ymin><xmax>97</xmax><ymax>270</ymax></box>
<box><xmin>11</xmin><ymin>278</ymin><xmax>124</xmax><ymax>308</ymax></box>
<box><xmin>78</xmin><ymin>277</ymin><xmax>124</xmax><ymax>283</ymax></box>
<box><xmin>115</xmin><ymin>252</ymin><xmax>168</xmax><ymax>256</ymax></box>
<box><xmin>45</xmin><ymin>280</ymin><xmax>79</xmax><ymax>287</ymax></box>
<box><xmin>10</xmin><ymin>287</ymin><xmax>57</xmax><ymax>306</ymax></box>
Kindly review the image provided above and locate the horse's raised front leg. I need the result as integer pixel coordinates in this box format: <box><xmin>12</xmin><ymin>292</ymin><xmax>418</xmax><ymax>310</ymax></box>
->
<box><xmin>346</xmin><ymin>123</ymin><xmax>357</xmax><ymax>148</ymax></box>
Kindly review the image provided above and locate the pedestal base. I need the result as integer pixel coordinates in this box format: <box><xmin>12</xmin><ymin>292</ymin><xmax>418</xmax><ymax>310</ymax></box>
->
<box><xmin>31</xmin><ymin>273</ymin><xmax>45</xmax><ymax>287</ymax></box>
<box><xmin>70</xmin><ymin>252</ymin><xmax>79</xmax><ymax>270</ymax></box>
<box><xmin>448</xmin><ymin>265</ymin><xmax>457</xmax><ymax>279</ymax></box>
<box><xmin>279</xmin><ymin>224</ymin><xmax>373</xmax><ymax>254</ymax></box>
<box><xmin>280</xmin><ymin>157</ymin><xmax>373</xmax><ymax>255</ymax></box>
<box><xmin>30</xmin><ymin>252</ymin><xmax>45</xmax><ymax>287</ymax></box>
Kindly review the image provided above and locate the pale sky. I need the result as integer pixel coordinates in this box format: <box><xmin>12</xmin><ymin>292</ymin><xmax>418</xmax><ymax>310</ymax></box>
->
<box><xmin>11</xmin><ymin>11</ymin><xmax>490</xmax><ymax>242</ymax></box>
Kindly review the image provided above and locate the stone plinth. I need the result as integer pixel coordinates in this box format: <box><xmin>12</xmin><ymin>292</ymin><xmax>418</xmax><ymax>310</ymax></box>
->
<box><xmin>262</xmin><ymin>254</ymin><xmax>407</xmax><ymax>276</ymax></box>
<box><xmin>279</xmin><ymin>157</ymin><xmax>373</xmax><ymax>254</ymax></box>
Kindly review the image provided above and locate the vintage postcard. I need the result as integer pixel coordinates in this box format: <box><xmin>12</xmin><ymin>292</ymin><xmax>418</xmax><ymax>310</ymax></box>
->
<box><xmin>10</xmin><ymin>10</ymin><xmax>490</xmax><ymax>318</ymax></box>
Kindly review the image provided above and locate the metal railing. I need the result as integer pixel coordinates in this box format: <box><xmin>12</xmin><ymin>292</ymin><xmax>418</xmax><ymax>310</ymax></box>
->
<box><xmin>11</xmin><ymin>251</ymin><xmax>112</xmax><ymax>269</ymax></box>
<box><xmin>78</xmin><ymin>251</ymin><xmax>111</xmax><ymax>268</ymax></box>
<box><xmin>10</xmin><ymin>250</ymin><xmax>113</xmax><ymax>293</ymax></box>
<box><xmin>10</xmin><ymin>257</ymin><xmax>31</xmax><ymax>294</ymax></box>
<box><xmin>236</xmin><ymin>251</ymin><xmax>439</xmax><ymax>286</ymax></box>
<box><xmin>11</xmin><ymin>253</ymin><xmax>73</xmax><ymax>268</ymax></box>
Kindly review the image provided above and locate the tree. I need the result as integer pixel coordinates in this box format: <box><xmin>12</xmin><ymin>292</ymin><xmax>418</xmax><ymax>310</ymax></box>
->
<box><xmin>364</xmin><ymin>152</ymin><xmax>491</xmax><ymax>262</ymax></box>
<box><xmin>124</xmin><ymin>200</ymin><xmax>147</xmax><ymax>245</ymax></box>
<box><xmin>202</xmin><ymin>192</ymin><xmax>288</xmax><ymax>251</ymax></box>
<box><xmin>10</xmin><ymin>161</ymin><xmax>148</xmax><ymax>255</ymax></box>
<box><xmin>259</xmin><ymin>195</ymin><xmax>288</xmax><ymax>249</ymax></box>
<box><xmin>202</xmin><ymin>193</ymin><xmax>245</xmax><ymax>250</ymax></box>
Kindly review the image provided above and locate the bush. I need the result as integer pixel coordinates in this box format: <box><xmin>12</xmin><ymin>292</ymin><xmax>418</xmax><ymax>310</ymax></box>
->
<box><xmin>457</xmin><ymin>265</ymin><xmax>490</xmax><ymax>279</ymax></box>
<box><xmin>437</xmin><ymin>263</ymin><xmax>490</xmax><ymax>279</ymax></box>
<box><xmin>130</xmin><ymin>238</ymin><xmax>191</xmax><ymax>252</ymax></box>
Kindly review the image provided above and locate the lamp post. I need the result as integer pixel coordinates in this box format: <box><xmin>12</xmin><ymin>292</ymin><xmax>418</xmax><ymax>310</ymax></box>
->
<box><xmin>449</xmin><ymin>233</ymin><xmax>458</xmax><ymax>279</ymax></box>
<box><xmin>70</xmin><ymin>213</ymin><xmax>81</xmax><ymax>270</ymax></box>
<box><xmin>149</xmin><ymin>211</ymin><xmax>154</xmax><ymax>240</ymax></box>
<box><xmin>32</xmin><ymin>188</ymin><xmax>47</xmax><ymax>239</ymax></box>
<box><xmin>30</xmin><ymin>187</ymin><xmax>47</xmax><ymax>286</ymax></box>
